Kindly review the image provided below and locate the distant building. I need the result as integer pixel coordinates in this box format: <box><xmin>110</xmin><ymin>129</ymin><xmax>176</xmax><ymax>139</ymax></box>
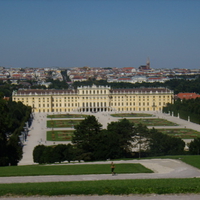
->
<box><xmin>139</xmin><ymin>58</ymin><xmax>151</xmax><ymax>71</ymax></box>
<box><xmin>176</xmin><ymin>93</ymin><xmax>200</xmax><ymax>100</ymax></box>
<box><xmin>12</xmin><ymin>85</ymin><xmax>173</xmax><ymax>113</ymax></box>
<box><xmin>147</xmin><ymin>77</ymin><xmax>169</xmax><ymax>83</ymax></box>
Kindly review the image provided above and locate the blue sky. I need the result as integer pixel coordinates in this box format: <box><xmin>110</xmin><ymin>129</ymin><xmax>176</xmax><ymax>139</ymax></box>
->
<box><xmin>0</xmin><ymin>0</ymin><xmax>200</xmax><ymax>69</ymax></box>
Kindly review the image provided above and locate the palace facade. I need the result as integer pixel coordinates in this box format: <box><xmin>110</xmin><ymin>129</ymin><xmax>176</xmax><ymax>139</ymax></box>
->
<box><xmin>12</xmin><ymin>85</ymin><xmax>174</xmax><ymax>113</ymax></box>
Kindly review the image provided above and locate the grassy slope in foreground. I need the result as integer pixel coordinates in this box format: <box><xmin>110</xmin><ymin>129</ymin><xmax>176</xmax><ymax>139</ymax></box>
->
<box><xmin>0</xmin><ymin>163</ymin><xmax>153</xmax><ymax>177</ymax></box>
<box><xmin>1</xmin><ymin>178</ymin><xmax>200</xmax><ymax>196</ymax></box>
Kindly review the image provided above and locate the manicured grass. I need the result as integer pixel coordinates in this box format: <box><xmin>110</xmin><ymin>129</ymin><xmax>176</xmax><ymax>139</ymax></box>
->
<box><xmin>47</xmin><ymin>114</ymin><xmax>87</xmax><ymax>118</ymax></box>
<box><xmin>111</xmin><ymin>113</ymin><xmax>153</xmax><ymax>117</ymax></box>
<box><xmin>180</xmin><ymin>155</ymin><xmax>200</xmax><ymax>169</ymax></box>
<box><xmin>157</xmin><ymin>128</ymin><xmax>200</xmax><ymax>139</ymax></box>
<box><xmin>126</xmin><ymin>118</ymin><xmax>178</xmax><ymax>126</ymax></box>
<box><xmin>0</xmin><ymin>163</ymin><xmax>153</xmax><ymax>177</ymax></box>
<box><xmin>47</xmin><ymin>119</ymin><xmax>82</xmax><ymax>128</ymax></box>
<box><xmin>46</xmin><ymin>130</ymin><xmax>74</xmax><ymax>141</ymax></box>
<box><xmin>1</xmin><ymin>178</ymin><xmax>200</xmax><ymax>196</ymax></box>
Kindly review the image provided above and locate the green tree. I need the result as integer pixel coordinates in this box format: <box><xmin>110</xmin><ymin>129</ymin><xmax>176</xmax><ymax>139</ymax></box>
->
<box><xmin>189</xmin><ymin>137</ymin><xmax>200</xmax><ymax>155</ymax></box>
<box><xmin>7</xmin><ymin>134</ymin><xmax>23</xmax><ymax>165</ymax></box>
<box><xmin>63</xmin><ymin>143</ymin><xmax>75</xmax><ymax>163</ymax></box>
<box><xmin>33</xmin><ymin>145</ymin><xmax>46</xmax><ymax>164</ymax></box>
<box><xmin>52</xmin><ymin>144</ymin><xmax>68</xmax><ymax>163</ymax></box>
<box><xmin>148</xmin><ymin>128</ymin><xmax>185</xmax><ymax>156</ymax></box>
<box><xmin>106</xmin><ymin>119</ymin><xmax>136</xmax><ymax>158</ymax></box>
<box><xmin>72</xmin><ymin>115</ymin><xmax>102</xmax><ymax>161</ymax></box>
<box><xmin>134</xmin><ymin>123</ymin><xmax>150</xmax><ymax>158</ymax></box>
<box><xmin>42</xmin><ymin>146</ymin><xmax>54</xmax><ymax>164</ymax></box>
<box><xmin>0</xmin><ymin>98</ymin><xmax>10</xmax><ymax>166</ymax></box>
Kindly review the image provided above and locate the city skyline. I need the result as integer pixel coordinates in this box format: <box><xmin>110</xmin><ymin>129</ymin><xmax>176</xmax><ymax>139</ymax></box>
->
<box><xmin>1</xmin><ymin>0</ymin><xmax>200</xmax><ymax>69</ymax></box>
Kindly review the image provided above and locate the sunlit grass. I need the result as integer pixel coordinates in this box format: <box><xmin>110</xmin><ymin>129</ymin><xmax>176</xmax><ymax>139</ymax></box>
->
<box><xmin>1</xmin><ymin>178</ymin><xmax>200</xmax><ymax>196</ymax></box>
<box><xmin>0</xmin><ymin>163</ymin><xmax>153</xmax><ymax>177</ymax></box>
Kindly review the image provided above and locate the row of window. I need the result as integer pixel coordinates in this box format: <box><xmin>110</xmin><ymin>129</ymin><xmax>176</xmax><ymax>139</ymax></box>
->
<box><xmin>34</xmin><ymin>102</ymin><xmax>164</xmax><ymax>109</ymax></box>
<box><xmin>15</xmin><ymin>95</ymin><xmax>171</xmax><ymax>101</ymax></box>
<box><xmin>81</xmin><ymin>90</ymin><xmax>108</xmax><ymax>94</ymax></box>
<box><xmin>82</xmin><ymin>102</ymin><xmax>107</xmax><ymax>107</ymax></box>
<box><xmin>111</xmin><ymin>102</ymin><xmax>165</xmax><ymax>106</ymax></box>
<box><xmin>36</xmin><ymin>103</ymin><xmax>78</xmax><ymax>108</ymax></box>
<box><xmin>36</xmin><ymin>106</ymin><xmax>162</xmax><ymax>113</ymax></box>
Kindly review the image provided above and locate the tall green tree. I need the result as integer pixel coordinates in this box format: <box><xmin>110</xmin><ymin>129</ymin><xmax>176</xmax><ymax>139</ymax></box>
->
<box><xmin>7</xmin><ymin>134</ymin><xmax>23</xmax><ymax>165</ymax></box>
<box><xmin>72</xmin><ymin>115</ymin><xmax>102</xmax><ymax>160</ymax></box>
<box><xmin>106</xmin><ymin>119</ymin><xmax>136</xmax><ymax>158</ymax></box>
<box><xmin>148</xmin><ymin>128</ymin><xmax>185</xmax><ymax>156</ymax></box>
<box><xmin>0</xmin><ymin>99</ymin><xmax>10</xmax><ymax>166</ymax></box>
<box><xmin>134</xmin><ymin>123</ymin><xmax>150</xmax><ymax>158</ymax></box>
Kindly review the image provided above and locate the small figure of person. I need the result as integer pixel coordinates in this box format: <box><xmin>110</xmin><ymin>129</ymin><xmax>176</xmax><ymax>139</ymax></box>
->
<box><xmin>111</xmin><ymin>162</ymin><xmax>115</xmax><ymax>176</ymax></box>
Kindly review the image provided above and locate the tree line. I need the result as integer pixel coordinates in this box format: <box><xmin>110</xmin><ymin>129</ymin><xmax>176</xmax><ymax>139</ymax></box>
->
<box><xmin>33</xmin><ymin>116</ymin><xmax>185</xmax><ymax>164</ymax></box>
<box><xmin>0</xmin><ymin>97</ymin><xmax>32</xmax><ymax>166</ymax></box>
<box><xmin>163</xmin><ymin>98</ymin><xmax>200</xmax><ymax>124</ymax></box>
<box><xmin>1</xmin><ymin>75</ymin><xmax>200</xmax><ymax>97</ymax></box>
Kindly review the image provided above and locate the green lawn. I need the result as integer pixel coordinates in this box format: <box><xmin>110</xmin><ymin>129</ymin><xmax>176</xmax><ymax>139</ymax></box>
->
<box><xmin>0</xmin><ymin>163</ymin><xmax>153</xmax><ymax>177</ymax></box>
<box><xmin>47</xmin><ymin>119</ymin><xmax>82</xmax><ymax>128</ymax></box>
<box><xmin>46</xmin><ymin>130</ymin><xmax>74</xmax><ymax>141</ymax></box>
<box><xmin>126</xmin><ymin>118</ymin><xmax>178</xmax><ymax>126</ymax></box>
<box><xmin>111</xmin><ymin>113</ymin><xmax>153</xmax><ymax>117</ymax></box>
<box><xmin>1</xmin><ymin>156</ymin><xmax>200</xmax><ymax>196</ymax></box>
<box><xmin>1</xmin><ymin>178</ymin><xmax>200</xmax><ymax>196</ymax></box>
<box><xmin>157</xmin><ymin>128</ymin><xmax>200</xmax><ymax>139</ymax></box>
<box><xmin>47</xmin><ymin>114</ymin><xmax>88</xmax><ymax>118</ymax></box>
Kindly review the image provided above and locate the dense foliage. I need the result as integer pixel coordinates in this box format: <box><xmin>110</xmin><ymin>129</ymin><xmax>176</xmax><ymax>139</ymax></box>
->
<box><xmin>1</xmin><ymin>75</ymin><xmax>200</xmax><ymax>97</ymax></box>
<box><xmin>0</xmin><ymin>98</ymin><xmax>32</xmax><ymax>166</ymax></box>
<box><xmin>189</xmin><ymin>137</ymin><xmax>200</xmax><ymax>155</ymax></box>
<box><xmin>34</xmin><ymin>116</ymin><xmax>185</xmax><ymax>164</ymax></box>
<box><xmin>72</xmin><ymin>76</ymin><xmax>200</xmax><ymax>94</ymax></box>
<box><xmin>46</xmin><ymin>78</ymin><xmax>69</xmax><ymax>89</ymax></box>
<box><xmin>163</xmin><ymin>98</ymin><xmax>200</xmax><ymax>124</ymax></box>
<box><xmin>148</xmin><ymin>128</ymin><xmax>185</xmax><ymax>156</ymax></box>
<box><xmin>33</xmin><ymin>144</ymin><xmax>74</xmax><ymax>164</ymax></box>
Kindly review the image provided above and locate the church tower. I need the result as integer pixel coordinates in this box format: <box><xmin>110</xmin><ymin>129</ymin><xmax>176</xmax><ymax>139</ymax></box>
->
<box><xmin>146</xmin><ymin>57</ymin><xmax>150</xmax><ymax>69</ymax></box>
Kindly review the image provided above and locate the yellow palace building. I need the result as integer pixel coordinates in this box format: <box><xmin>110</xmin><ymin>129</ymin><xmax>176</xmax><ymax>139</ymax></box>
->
<box><xmin>12</xmin><ymin>85</ymin><xmax>173</xmax><ymax>113</ymax></box>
